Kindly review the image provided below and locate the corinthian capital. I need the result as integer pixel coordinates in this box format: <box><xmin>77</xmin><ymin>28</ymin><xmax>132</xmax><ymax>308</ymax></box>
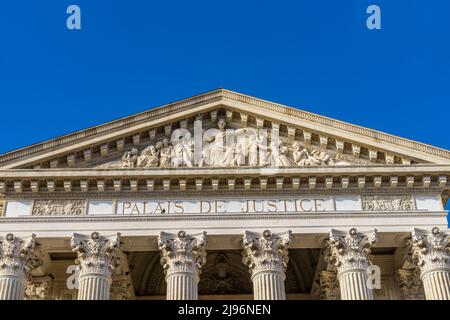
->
<box><xmin>396</xmin><ymin>268</ymin><xmax>424</xmax><ymax>300</ymax></box>
<box><xmin>0</xmin><ymin>233</ymin><xmax>43</xmax><ymax>278</ymax></box>
<box><xmin>242</xmin><ymin>230</ymin><xmax>291</xmax><ymax>277</ymax></box>
<box><xmin>71</xmin><ymin>232</ymin><xmax>121</xmax><ymax>277</ymax></box>
<box><xmin>25</xmin><ymin>276</ymin><xmax>52</xmax><ymax>300</ymax></box>
<box><xmin>158</xmin><ymin>231</ymin><xmax>207</xmax><ymax>277</ymax></box>
<box><xmin>326</xmin><ymin>228</ymin><xmax>378</xmax><ymax>275</ymax></box>
<box><xmin>410</xmin><ymin>227</ymin><xmax>450</xmax><ymax>276</ymax></box>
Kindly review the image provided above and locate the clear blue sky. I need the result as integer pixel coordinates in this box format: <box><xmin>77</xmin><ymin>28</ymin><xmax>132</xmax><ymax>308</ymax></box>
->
<box><xmin>0</xmin><ymin>1</ymin><xmax>449</xmax><ymax>165</ymax></box>
<box><xmin>1</xmin><ymin>0</ymin><xmax>449</xmax><ymax>153</ymax></box>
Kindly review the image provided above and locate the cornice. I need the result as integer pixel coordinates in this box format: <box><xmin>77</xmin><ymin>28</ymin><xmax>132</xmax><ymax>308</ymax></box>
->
<box><xmin>0</xmin><ymin>89</ymin><xmax>449</xmax><ymax>167</ymax></box>
<box><xmin>0</xmin><ymin>164</ymin><xmax>449</xmax><ymax>179</ymax></box>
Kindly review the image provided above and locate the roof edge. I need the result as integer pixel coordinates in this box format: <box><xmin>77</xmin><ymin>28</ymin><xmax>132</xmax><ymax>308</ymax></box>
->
<box><xmin>0</xmin><ymin>89</ymin><xmax>449</xmax><ymax>165</ymax></box>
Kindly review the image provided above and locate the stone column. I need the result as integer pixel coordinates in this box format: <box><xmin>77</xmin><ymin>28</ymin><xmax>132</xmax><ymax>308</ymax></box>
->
<box><xmin>71</xmin><ymin>232</ymin><xmax>121</xmax><ymax>300</ymax></box>
<box><xmin>0</xmin><ymin>233</ymin><xmax>42</xmax><ymax>300</ymax></box>
<box><xmin>410</xmin><ymin>227</ymin><xmax>450</xmax><ymax>300</ymax></box>
<box><xmin>158</xmin><ymin>230</ymin><xmax>207</xmax><ymax>300</ymax></box>
<box><xmin>326</xmin><ymin>228</ymin><xmax>378</xmax><ymax>300</ymax></box>
<box><xmin>242</xmin><ymin>230</ymin><xmax>291</xmax><ymax>300</ymax></box>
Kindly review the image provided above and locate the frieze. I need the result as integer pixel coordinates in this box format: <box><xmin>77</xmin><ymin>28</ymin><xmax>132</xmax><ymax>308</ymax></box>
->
<box><xmin>32</xmin><ymin>200</ymin><xmax>86</xmax><ymax>216</ymax></box>
<box><xmin>362</xmin><ymin>195</ymin><xmax>414</xmax><ymax>211</ymax></box>
<box><xmin>95</xmin><ymin>118</ymin><xmax>373</xmax><ymax>169</ymax></box>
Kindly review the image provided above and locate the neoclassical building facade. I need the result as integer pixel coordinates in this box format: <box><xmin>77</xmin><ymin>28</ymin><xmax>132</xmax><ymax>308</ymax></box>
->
<box><xmin>0</xmin><ymin>89</ymin><xmax>449</xmax><ymax>300</ymax></box>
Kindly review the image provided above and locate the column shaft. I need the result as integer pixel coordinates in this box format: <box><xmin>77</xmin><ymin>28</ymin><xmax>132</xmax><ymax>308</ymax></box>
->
<box><xmin>78</xmin><ymin>274</ymin><xmax>111</xmax><ymax>300</ymax></box>
<box><xmin>0</xmin><ymin>277</ymin><xmax>25</xmax><ymax>300</ymax></box>
<box><xmin>166</xmin><ymin>273</ymin><xmax>197</xmax><ymax>300</ymax></box>
<box><xmin>422</xmin><ymin>270</ymin><xmax>450</xmax><ymax>300</ymax></box>
<box><xmin>252</xmin><ymin>272</ymin><xmax>286</xmax><ymax>300</ymax></box>
<box><xmin>339</xmin><ymin>270</ymin><xmax>373</xmax><ymax>300</ymax></box>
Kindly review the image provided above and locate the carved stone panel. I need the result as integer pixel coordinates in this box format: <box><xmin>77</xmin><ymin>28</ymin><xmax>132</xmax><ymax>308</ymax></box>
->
<box><xmin>362</xmin><ymin>195</ymin><xmax>414</xmax><ymax>211</ymax></box>
<box><xmin>32</xmin><ymin>200</ymin><xmax>86</xmax><ymax>216</ymax></box>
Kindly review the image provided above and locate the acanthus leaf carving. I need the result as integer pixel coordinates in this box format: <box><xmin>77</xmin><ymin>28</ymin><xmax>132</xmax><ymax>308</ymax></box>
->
<box><xmin>110</xmin><ymin>275</ymin><xmax>133</xmax><ymax>300</ymax></box>
<box><xmin>410</xmin><ymin>227</ymin><xmax>450</xmax><ymax>276</ymax></box>
<box><xmin>0</xmin><ymin>233</ymin><xmax>43</xmax><ymax>279</ymax></box>
<box><xmin>325</xmin><ymin>228</ymin><xmax>378</xmax><ymax>276</ymax></box>
<box><xmin>71</xmin><ymin>232</ymin><xmax>121</xmax><ymax>277</ymax></box>
<box><xmin>396</xmin><ymin>268</ymin><xmax>424</xmax><ymax>300</ymax></box>
<box><xmin>158</xmin><ymin>230</ymin><xmax>207</xmax><ymax>278</ymax></box>
<box><xmin>242</xmin><ymin>229</ymin><xmax>291</xmax><ymax>277</ymax></box>
<box><xmin>25</xmin><ymin>276</ymin><xmax>52</xmax><ymax>300</ymax></box>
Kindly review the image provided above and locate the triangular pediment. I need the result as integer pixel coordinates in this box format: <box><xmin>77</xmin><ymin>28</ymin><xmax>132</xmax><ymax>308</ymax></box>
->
<box><xmin>1</xmin><ymin>89</ymin><xmax>449</xmax><ymax>170</ymax></box>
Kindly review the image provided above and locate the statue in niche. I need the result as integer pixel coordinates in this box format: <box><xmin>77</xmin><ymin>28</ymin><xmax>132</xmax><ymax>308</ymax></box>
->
<box><xmin>171</xmin><ymin>129</ymin><xmax>194</xmax><ymax>167</ymax></box>
<box><xmin>137</xmin><ymin>145</ymin><xmax>159</xmax><ymax>168</ymax></box>
<box><xmin>159</xmin><ymin>138</ymin><xmax>173</xmax><ymax>168</ymax></box>
<box><xmin>202</xmin><ymin>118</ymin><xmax>246</xmax><ymax>167</ymax></box>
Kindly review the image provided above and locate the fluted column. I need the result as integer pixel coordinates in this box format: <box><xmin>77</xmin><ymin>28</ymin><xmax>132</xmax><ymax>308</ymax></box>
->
<box><xmin>158</xmin><ymin>230</ymin><xmax>207</xmax><ymax>300</ymax></box>
<box><xmin>410</xmin><ymin>227</ymin><xmax>450</xmax><ymax>300</ymax></box>
<box><xmin>242</xmin><ymin>230</ymin><xmax>291</xmax><ymax>300</ymax></box>
<box><xmin>0</xmin><ymin>233</ymin><xmax>42</xmax><ymax>300</ymax></box>
<box><xmin>71</xmin><ymin>232</ymin><xmax>121</xmax><ymax>300</ymax></box>
<box><xmin>326</xmin><ymin>228</ymin><xmax>378</xmax><ymax>300</ymax></box>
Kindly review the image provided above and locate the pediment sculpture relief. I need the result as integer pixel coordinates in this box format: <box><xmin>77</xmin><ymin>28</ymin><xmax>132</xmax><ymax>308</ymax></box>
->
<box><xmin>97</xmin><ymin>119</ymin><xmax>375</xmax><ymax>169</ymax></box>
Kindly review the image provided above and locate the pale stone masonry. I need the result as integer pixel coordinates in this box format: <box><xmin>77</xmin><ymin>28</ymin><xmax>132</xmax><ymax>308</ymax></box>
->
<box><xmin>0</xmin><ymin>89</ymin><xmax>448</xmax><ymax>300</ymax></box>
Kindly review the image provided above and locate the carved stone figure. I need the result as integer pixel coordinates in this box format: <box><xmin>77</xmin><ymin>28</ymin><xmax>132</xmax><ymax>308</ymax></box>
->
<box><xmin>93</xmin><ymin>117</ymin><xmax>397</xmax><ymax>169</ymax></box>
<box><xmin>362</xmin><ymin>196</ymin><xmax>414</xmax><ymax>211</ymax></box>
<box><xmin>292</xmin><ymin>143</ymin><xmax>319</xmax><ymax>166</ymax></box>
<box><xmin>121</xmin><ymin>148</ymin><xmax>139</xmax><ymax>168</ymax></box>
<box><xmin>171</xmin><ymin>129</ymin><xmax>194</xmax><ymax>167</ymax></box>
<box><xmin>137</xmin><ymin>145</ymin><xmax>159</xmax><ymax>168</ymax></box>
<box><xmin>159</xmin><ymin>139</ymin><xmax>173</xmax><ymax>168</ymax></box>
<box><xmin>272</xmin><ymin>141</ymin><xmax>292</xmax><ymax>167</ymax></box>
<box><xmin>25</xmin><ymin>277</ymin><xmax>51</xmax><ymax>300</ymax></box>
<box><xmin>33</xmin><ymin>200</ymin><xmax>86</xmax><ymax>216</ymax></box>
<box><xmin>204</xmin><ymin>119</ymin><xmax>233</xmax><ymax>167</ymax></box>
<box><xmin>247</xmin><ymin>134</ymin><xmax>259</xmax><ymax>167</ymax></box>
